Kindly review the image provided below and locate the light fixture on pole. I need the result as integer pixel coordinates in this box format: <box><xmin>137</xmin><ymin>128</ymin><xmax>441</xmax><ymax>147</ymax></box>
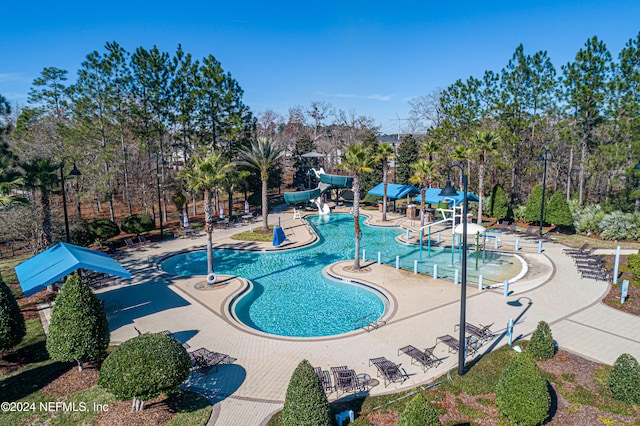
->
<box><xmin>439</xmin><ymin>164</ymin><xmax>468</xmax><ymax>376</ymax></box>
<box><xmin>536</xmin><ymin>149</ymin><xmax>548</xmax><ymax>237</ymax></box>
<box><xmin>59</xmin><ymin>157</ymin><xmax>81</xmax><ymax>243</ymax></box>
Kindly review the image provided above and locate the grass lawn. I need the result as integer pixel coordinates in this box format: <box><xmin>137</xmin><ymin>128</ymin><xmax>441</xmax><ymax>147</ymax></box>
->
<box><xmin>231</xmin><ymin>225</ymin><xmax>275</xmax><ymax>242</ymax></box>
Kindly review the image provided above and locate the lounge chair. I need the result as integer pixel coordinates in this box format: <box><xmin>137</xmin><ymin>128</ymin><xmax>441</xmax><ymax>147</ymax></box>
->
<box><xmin>124</xmin><ymin>238</ymin><xmax>137</xmax><ymax>249</ymax></box>
<box><xmin>455</xmin><ymin>322</ymin><xmax>494</xmax><ymax>343</ymax></box>
<box><xmin>313</xmin><ymin>367</ymin><xmax>333</xmax><ymax>393</ymax></box>
<box><xmin>398</xmin><ymin>345</ymin><xmax>441</xmax><ymax>372</ymax></box>
<box><xmin>138</xmin><ymin>235</ymin><xmax>152</xmax><ymax>245</ymax></box>
<box><xmin>189</xmin><ymin>347</ymin><xmax>231</xmax><ymax>372</ymax></box>
<box><xmin>437</xmin><ymin>334</ymin><xmax>479</xmax><ymax>356</ymax></box>
<box><xmin>369</xmin><ymin>357</ymin><xmax>405</xmax><ymax>387</ymax></box>
<box><xmin>563</xmin><ymin>243</ymin><xmax>589</xmax><ymax>255</ymax></box>
<box><xmin>330</xmin><ymin>366</ymin><xmax>360</xmax><ymax>395</ymax></box>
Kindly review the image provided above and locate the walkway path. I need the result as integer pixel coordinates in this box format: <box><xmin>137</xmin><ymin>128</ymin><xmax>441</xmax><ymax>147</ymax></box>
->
<box><xmin>78</xmin><ymin>207</ymin><xmax>640</xmax><ymax>425</ymax></box>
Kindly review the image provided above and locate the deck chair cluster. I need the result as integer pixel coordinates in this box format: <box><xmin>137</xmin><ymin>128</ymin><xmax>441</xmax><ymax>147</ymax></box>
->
<box><xmin>563</xmin><ymin>244</ymin><xmax>610</xmax><ymax>281</ymax></box>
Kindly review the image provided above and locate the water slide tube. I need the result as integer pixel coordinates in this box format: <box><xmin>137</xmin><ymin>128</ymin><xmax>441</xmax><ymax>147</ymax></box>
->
<box><xmin>283</xmin><ymin>168</ymin><xmax>353</xmax><ymax>215</ymax></box>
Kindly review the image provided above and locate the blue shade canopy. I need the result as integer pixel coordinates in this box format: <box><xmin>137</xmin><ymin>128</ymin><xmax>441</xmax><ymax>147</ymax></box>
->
<box><xmin>414</xmin><ymin>187</ymin><xmax>479</xmax><ymax>205</ymax></box>
<box><xmin>15</xmin><ymin>242</ymin><xmax>132</xmax><ymax>297</ymax></box>
<box><xmin>367</xmin><ymin>183</ymin><xmax>420</xmax><ymax>199</ymax></box>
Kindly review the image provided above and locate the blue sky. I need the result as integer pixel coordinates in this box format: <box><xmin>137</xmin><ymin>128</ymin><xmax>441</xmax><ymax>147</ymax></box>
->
<box><xmin>1</xmin><ymin>1</ymin><xmax>639</xmax><ymax>135</ymax></box>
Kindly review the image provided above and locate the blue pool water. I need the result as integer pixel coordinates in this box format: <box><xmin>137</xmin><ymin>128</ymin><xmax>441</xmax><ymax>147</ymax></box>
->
<box><xmin>162</xmin><ymin>213</ymin><xmax>522</xmax><ymax>337</ymax></box>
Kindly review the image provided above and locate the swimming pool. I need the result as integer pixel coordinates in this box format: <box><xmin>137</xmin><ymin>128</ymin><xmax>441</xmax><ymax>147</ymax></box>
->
<box><xmin>162</xmin><ymin>213</ymin><xmax>522</xmax><ymax>337</ymax></box>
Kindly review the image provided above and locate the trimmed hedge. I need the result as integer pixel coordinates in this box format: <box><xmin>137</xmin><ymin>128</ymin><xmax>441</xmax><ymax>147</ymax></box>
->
<box><xmin>609</xmin><ymin>353</ymin><xmax>640</xmax><ymax>405</ymax></box>
<box><xmin>528</xmin><ymin>321</ymin><xmax>555</xmax><ymax>360</ymax></box>
<box><xmin>0</xmin><ymin>280</ymin><xmax>26</xmax><ymax>351</ymax></box>
<box><xmin>282</xmin><ymin>359</ymin><xmax>331</xmax><ymax>426</ymax></box>
<box><xmin>496</xmin><ymin>352</ymin><xmax>550</xmax><ymax>425</ymax></box>
<box><xmin>121</xmin><ymin>214</ymin><xmax>155</xmax><ymax>236</ymax></box>
<box><xmin>545</xmin><ymin>190</ymin><xmax>573</xmax><ymax>227</ymax></box>
<box><xmin>46</xmin><ymin>275</ymin><xmax>110</xmax><ymax>370</ymax></box>
<box><xmin>69</xmin><ymin>221</ymin><xmax>96</xmax><ymax>247</ymax></box>
<box><xmin>397</xmin><ymin>393</ymin><xmax>441</xmax><ymax>426</ymax></box>
<box><xmin>99</xmin><ymin>333</ymin><xmax>191</xmax><ymax>404</ymax></box>
<box><xmin>489</xmin><ymin>184</ymin><xmax>509</xmax><ymax>220</ymax></box>
<box><xmin>88</xmin><ymin>219</ymin><xmax>120</xmax><ymax>244</ymax></box>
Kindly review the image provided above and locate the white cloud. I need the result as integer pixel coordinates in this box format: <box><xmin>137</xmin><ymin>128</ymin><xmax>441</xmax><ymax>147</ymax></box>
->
<box><xmin>0</xmin><ymin>73</ymin><xmax>28</xmax><ymax>83</ymax></box>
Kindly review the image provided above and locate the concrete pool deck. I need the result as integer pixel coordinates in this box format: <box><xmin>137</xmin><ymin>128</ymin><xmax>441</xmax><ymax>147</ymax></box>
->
<box><xmin>49</xmin><ymin>207</ymin><xmax>640</xmax><ymax>425</ymax></box>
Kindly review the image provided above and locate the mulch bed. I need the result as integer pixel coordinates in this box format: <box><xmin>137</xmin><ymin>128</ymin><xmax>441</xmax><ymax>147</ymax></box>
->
<box><xmin>93</xmin><ymin>396</ymin><xmax>176</xmax><ymax>426</ymax></box>
<box><xmin>360</xmin><ymin>350</ymin><xmax>639</xmax><ymax>425</ymax></box>
<box><xmin>41</xmin><ymin>362</ymin><xmax>101</xmax><ymax>394</ymax></box>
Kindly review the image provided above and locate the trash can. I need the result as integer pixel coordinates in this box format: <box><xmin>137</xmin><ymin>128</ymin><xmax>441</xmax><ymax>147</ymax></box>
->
<box><xmin>378</xmin><ymin>201</ymin><xmax>384</xmax><ymax>212</ymax></box>
<box><xmin>406</xmin><ymin>204</ymin><xmax>417</xmax><ymax>219</ymax></box>
<box><xmin>425</xmin><ymin>207</ymin><xmax>435</xmax><ymax>222</ymax></box>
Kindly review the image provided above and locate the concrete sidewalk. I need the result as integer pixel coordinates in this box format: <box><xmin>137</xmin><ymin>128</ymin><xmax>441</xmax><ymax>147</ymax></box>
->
<box><xmin>83</xmin><ymin>208</ymin><xmax>640</xmax><ymax>425</ymax></box>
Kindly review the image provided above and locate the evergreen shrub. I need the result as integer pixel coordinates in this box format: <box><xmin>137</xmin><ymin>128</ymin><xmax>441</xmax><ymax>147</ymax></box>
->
<box><xmin>88</xmin><ymin>219</ymin><xmax>120</xmax><ymax>244</ymax></box>
<box><xmin>609</xmin><ymin>353</ymin><xmax>640</xmax><ymax>405</ymax></box>
<box><xmin>98</xmin><ymin>333</ymin><xmax>191</xmax><ymax>406</ymax></box>
<box><xmin>397</xmin><ymin>393</ymin><xmax>441</xmax><ymax>426</ymax></box>
<box><xmin>46</xmin><ymin>275</ymin><xmax>109</xmax><ymax>370</ymax></box>
<box><xmin>489</xmin><ymin>184</ymin><xmax>509</xmax><ymax>220</ymax></box>
<box><xmin>0</xmin><ymin>280</ymin><xmax>26</xmax><ymax>351</ymax></box>
<box><xmin>524</xmin><ymin>184</ymin><xmax>544</xmax><ymax>223</ymax></box>
<box><xmin>70</xmin><ymin>221</ymin><xmax>96</xmax><ymax>247</ymax></box>
<box><xmin>527</xmin><ymin>321</ymin><xmax>555</xmax><ymax>360</ymax></box>
<box><xmin>600</xmin><ymin>211</ymin><xmax>638</xmax><ymax>240</ymax></box>
<box><xmin>282</xmin><ymin>359</ymin><xmax>331</xmax><ymax>426</ymax></box>
<box><xmin>545</xmin><ymin>190</ymin><xmax>573</xmax><ymax>227</ymax></box>
<box><xmin>121</xmin><ymin>214</ymin><xmax>155</xmax><ymax>236</ymax></box>
<box><xmin>496</xmin><ymin>353</ymin><xmax>550</xmax><ymax>425</ymax></box>
<box><xmin>627</xmin><ymin>254</ymin><xmax>640</xmax><ymax>278</ymax></box>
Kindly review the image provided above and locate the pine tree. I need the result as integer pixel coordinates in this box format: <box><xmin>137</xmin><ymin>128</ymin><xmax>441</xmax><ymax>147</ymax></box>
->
<box><xmin>46</xmin><ymin>275</ymin><xmax>110</xmax><ymax>371</ymax></box>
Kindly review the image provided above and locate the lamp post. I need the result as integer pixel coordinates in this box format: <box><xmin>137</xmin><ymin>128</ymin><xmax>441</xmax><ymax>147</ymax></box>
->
<box><xmin>59</xmin><ymin>157</ymin><xmax>81</xmax><ymax>243</ymax></box>
<box><xmin>439</xmin><ymin>164</ymin><xmax>468</xmax><ymax>376</ymax></box>
<box><xmin>536</xmin><ymin>149</ymin><xmax>548</xmax><ymax>237</ymax></box>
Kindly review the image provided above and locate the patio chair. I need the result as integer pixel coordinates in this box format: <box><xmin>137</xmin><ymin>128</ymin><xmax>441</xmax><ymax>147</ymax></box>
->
<box><xmin>437</xmin><ymin>335</ymin><xmax>479</xmax><ymax>356</ymax></box>
<box><xmin>138</xmin><ymin>235</ymin><xmax>152</xmax><ymax>245</ymax></box>
<box><xmin>369</xmin><ymin>357</ymin><xmax>405</xmax><ymax>387</ymax></box>
<box><xmin>313</xmin><ymin>367</ymin><xmax>333</xmax><ymax>393</ymax></box>
<box><xmin>563</xmin><ymin>243</ymin><xmax>589</xmax><ymax>255</ymax></box>
<box><xmin>189</xmin><ymin>347</ymin><xmax>231</xmax><ymax>372</ymax></box>
<box><xmin>456</xmin><ymin>322</ymin><xmax>494</xmax><ymax>343</ymax></box>
<box><xmin>397</xmin><ymin>345</ymin><xmax>441</xmax><ymax>372</ymax></box>
<box><xmin>330</xmin><ymin>366</ymin><xmax>360</xmax><ymax>395</ymax></box>
<box><xmin>124</xmin><ymin>238</ymin><xmax>137</xmax><ymax>249</ymax></box>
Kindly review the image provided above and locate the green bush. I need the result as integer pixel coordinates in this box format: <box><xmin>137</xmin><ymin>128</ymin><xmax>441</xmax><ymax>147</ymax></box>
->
<box><xmin>527</xmin><ymin>321</ymin><xmax>555</xmax><ymax>360</ymax></box>
<box><xmin>609</xmin><ymin>353</ymin><xmax>640</xmax><ymax>405</ymax></box>
<box><xmin>570</xmin><ymin>201</ymin><xmax>605</xmax><ymax>235</ymax></box>
<box><xmin>397</xmin><ymin>393</ymin><xmax>441</xmax><ymax>426</ymax></box>
<box><xmin>362</xmin><ymin>193</ymin><xmax>382</xmax><ymax>206</ymax></box>
<box><xmin>545</xmin><ymin>190</ymin><xmax>573</xmax><ymax>227</ymax></box>
<box><xmin>628</xmin><ymin>254</ymin><xmax>640</xmax><ymax>278</ymax></box>
<box><xmin>282</xmin><ymin>359</ymin><xmax>331</xmax><ymax>426</ymax></box>
<box><xmin>524</xmin><ymin>184</ymin><xmax>544</xmax><ymax>223</ymax></box>
<box><xmin>496</xmin><ymin>352</ymin><xmax>550</xmax><ymax>425</ymax></box>
<box><xmin>600</xmin><ymin>211</ymin><xmax>638</xmax><ymax>240</ymax></box>
<box><xmin>120</xmin><ymin>214</ymin><xmax>155</xmax><ymax>236</ymax></box>
<box><xmin>88</xmin><ymin>219</ymin><xmax>120</xmax><ymax>244</ymax></box>
<box><xmin>98</xmin><ymin>333</ymin><xmax>191</xmax><ymax>409</ymax></box>
<box><xmin>0</xmin><ymin>280</ymin><xmax>26</xmax><ymax>351</ymax></box>
<box><xmin>489</xmin><ymin>184</ymin><xmax>509</xmax><ymax>220</ymax></box>
<box><xmin>70</xmin><ymin>221</ymin><xmax>96</xmax><ymax>247</ymax></box>
<box><xmin>46</xmin><ymin>275</ymin><xmax>110</xmax><ymax>370</ymax></box>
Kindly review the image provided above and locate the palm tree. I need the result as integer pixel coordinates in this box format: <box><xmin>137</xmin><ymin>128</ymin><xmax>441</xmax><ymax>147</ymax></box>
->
<box><xmin>409</xmin><ymin>159</ymin><xmax>439</xmax><ymax>229</ymax></box>
<box><xmin>376</xmin><ymin>143</ymin><xmax>395</xmax><ymax>221</ymax></box>
<box><xmin>471</xmin><ymin>130</ymin><xmax>499</xmax><ymax>224</ymax></box>
<box><xmin>238</xmin><ymin>137</ymin><xmax>284</xmax><ymax>232</ymax></box>
<box><xmin>338</xmin><ymin>143</ymin><xmax>376</xmax><ymax>271</ymax></box>
<box><xmin>19</xmin><ymin>158</ymin><xmax>60</xmax><ymax>250</ymax></box>
<box><xmin>181</xmin><ymin>151</ymin><xmax>234</xmax><ymax>275</ymax></box>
